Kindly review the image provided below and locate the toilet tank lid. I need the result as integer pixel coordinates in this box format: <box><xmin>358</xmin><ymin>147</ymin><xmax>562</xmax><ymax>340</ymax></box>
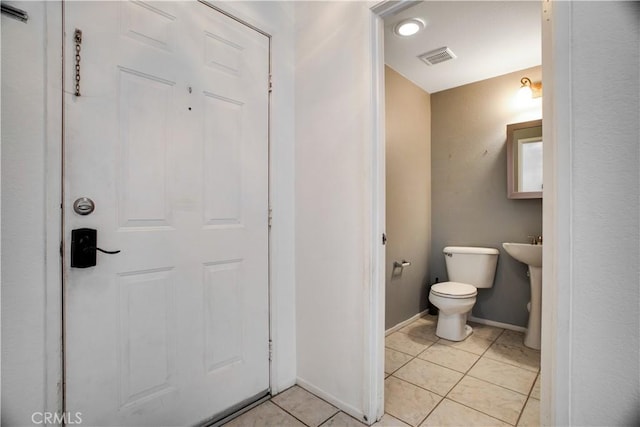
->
<box><xmin>443</xmin><ymin>246</ymin><xmax>499</xmax><ymax>255</ymax></box>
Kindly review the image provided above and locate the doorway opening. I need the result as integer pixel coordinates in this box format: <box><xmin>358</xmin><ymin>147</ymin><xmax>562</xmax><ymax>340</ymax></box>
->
<box><xmin>371</xmin><ymin>1</ymin><xmax>544</xmax><ymax>425</ymax></box>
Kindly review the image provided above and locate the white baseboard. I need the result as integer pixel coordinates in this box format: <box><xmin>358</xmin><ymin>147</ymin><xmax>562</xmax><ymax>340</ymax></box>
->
<box><xmin>385</xmin><ymin>312</ymin><xmax>526</xmax><ymax>335</ymax></box>
<box><xmin>295</xmin><ymin>377</ymin><xmax>368</xmax><ymax>424</ymax></box>
<box><xmin>385</xmin><ymin>309</ymin><xmax>431</xmax><ymax>336</ymax></box>
<box><xmin>469</xmin><ymin>315</ymin><xmax>527</xmax><ymax>333</ymax></box>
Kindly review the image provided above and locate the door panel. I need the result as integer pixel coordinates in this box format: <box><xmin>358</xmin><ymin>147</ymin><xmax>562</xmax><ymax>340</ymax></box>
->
<box><xmin>118</xmin><ymin>68</ymin><xmax>174</xmax><ymax>228</ymax></box>
<box><xmin>118</xmin><ymin>268</ymin><xmax>176</xmax><ymax>409</ymax></box>
<box><xmin>64</xmin><ymin>2</ymin><xmax>270</xmax><ymax>425</ymax></box>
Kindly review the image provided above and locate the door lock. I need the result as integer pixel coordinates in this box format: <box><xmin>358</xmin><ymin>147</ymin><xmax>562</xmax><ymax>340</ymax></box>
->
<box><xmin>71</xmin><ymin>228</ymin><xmax>120</xmax><ymax>268</ymax></box>
<box><xmin>73</xmin><ymin>197</ymin><xmax>95</xmax><ymax>215</ymax></box>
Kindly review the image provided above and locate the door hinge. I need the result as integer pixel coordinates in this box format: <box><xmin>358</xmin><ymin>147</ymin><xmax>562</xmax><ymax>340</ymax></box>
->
<box><xmin>382</xmin><ymin>233</ymin><xmax>387</xmax><ymax>245</ymax></box>
<box><xmin>268</xmin><ymin>208</ymin><xmax>273</xmax><ymax>229</ymax></box>
<box><xmin>268</xmin><ymin>340</ymin><xmax>273</xmax><ymax>361</ymax></box>
<box><xmin>268</xmin><ymin>74</ymin><xmax>273</xmax><ymax>93</ymax></box>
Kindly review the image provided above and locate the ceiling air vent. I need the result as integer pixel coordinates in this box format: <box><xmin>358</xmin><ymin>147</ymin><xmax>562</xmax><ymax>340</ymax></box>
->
<box><xmin>418</xmin><ymin>47</ymin><xmax>457</xmax><ymax>66</ymax></box>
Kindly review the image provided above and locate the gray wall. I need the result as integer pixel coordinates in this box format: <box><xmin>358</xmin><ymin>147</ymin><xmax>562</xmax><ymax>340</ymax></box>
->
<box><xmin>384</xmin><ymin>66</ymin><xmax>431</xmax><ymax>329</ymax></box>
<box><xmin>431</xmin><ymin>66</ymin><xmax>542</xmax><ymax>327</ymax></box>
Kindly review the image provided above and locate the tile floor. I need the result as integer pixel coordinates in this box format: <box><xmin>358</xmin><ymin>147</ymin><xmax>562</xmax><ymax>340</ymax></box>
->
<box><xmin>223</xmin><ymin>314</ymin><xmax>540</xmax><ymax>426</ymax></box>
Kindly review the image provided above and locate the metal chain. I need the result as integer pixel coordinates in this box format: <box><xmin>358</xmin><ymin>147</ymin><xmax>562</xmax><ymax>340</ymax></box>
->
<box><xmin>74</xmin><ymin>29</ymin><xmax>82</xmax><ymax>97</ymax></box>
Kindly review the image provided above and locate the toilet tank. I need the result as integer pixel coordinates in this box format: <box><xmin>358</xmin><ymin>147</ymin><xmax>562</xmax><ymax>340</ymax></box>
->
<box><xmin>443</xmin><ymin>246</ymin><xmax>499</xmax><ymax>288</ymax></box>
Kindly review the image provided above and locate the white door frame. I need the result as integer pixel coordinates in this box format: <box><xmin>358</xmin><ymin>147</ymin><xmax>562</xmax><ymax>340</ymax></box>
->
<box><xmin>204</xmin><ymin>1</ymin><xmax>299</xmax><ymax>397</ymax></box>
<box><xmin>365</xmin><ymin>1</ymin><xmax>418</xmax><ymax>423</ymax></box>
<box><xmin>366</xmin><ymin>0</ymin><xmax>558</xmax><ymax>424</ymax></box>
<box><xmin>363</xmin><ymin>5</ymin><xmax>385</xmax><ymax>423</ymax></box>
<box><xmin>42</xmin><ymin>1</ymin><xmax>295</xmax><ymax>422</ymax></box>
<box><xmin>44</xmin><ymin>1</ymin><xmax>64</xmax><ymax>419</ymax></box>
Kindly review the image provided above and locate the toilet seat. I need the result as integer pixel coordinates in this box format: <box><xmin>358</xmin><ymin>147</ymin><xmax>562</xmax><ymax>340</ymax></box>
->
<box><xmin>431</xmin><ymin>282</ymin><xmax>477</xmax><ymax>299</ymax></box>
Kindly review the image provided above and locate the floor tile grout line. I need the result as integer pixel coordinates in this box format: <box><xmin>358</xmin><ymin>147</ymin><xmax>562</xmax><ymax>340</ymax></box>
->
<box><xmin>269</xmin><ymin>398</ymin><xmax>316</xmax><ymax>427</ymax></box>
<box><xmin>419</xmin><ymin>339</ymin><xmax>482</xmax><ymax>357</ymax></box>
<box><xmin>388</xmin><ymin>347</ymin><xmax>458</xmax><ymax>427</ymax></box>
<box><xmin>270</xmin><ymin>386</ymin><xmax>341</xmax><ymax>427</ymax></box>
<box><xmin>385</xmin><ymin>410</ymin><xmax>417</xmax><ymax>427</ymax></box>
<box><xmin>391</xmin><ymin>323</ymin><xmax>482</xmax><ymax>390</ymax></box>
<box><xmin>441</xmin><ymin>334</ymin><xmax>531</xmax><ymax>423</ymax></box>
<box><xmin>292</xmin><ymin>385</ymin><xmax>343</xmax><ymax>415</ymax></box>
<box><xmin>413</xmin><ymin>354</ymin><xmax>478</xmax><ymax>375</ymax></box>
<box><xmin>436</xmin><ymin>332</ymin><xmax>497</xmax><ymax>357</ymax></box>
<box><xmin>411</xmin><ymin>321</ymin><xmax>526</xmax><ymax>426</ymax></box>
<box><xmin>514</xmin><ymin>395</ymin><xmax>536</xmax><ymax>427</ymax></box>
<box><xmin>385</xmin><ymin>343</ymin><xmax>434</xmax><ymax>359</ymax></box>
<box><xmin>387</xmin><ymin>366</ymin><xmax>445</xmax><ymax>426</ymax></box>
<box><xmin>393</xmin><ymin>329</ymin><xmax>495</xmax><ymax>358</ymax></box>
<box><xmin>477</xmin><ymin>351</ymin><xmax>540</xmax><ymax>374</ymax></box>
<box><xmin>235</xmin><ymin>319</ymin><xmax>537</xmax><ymax>426</ymax></box>
<box><xmin>384</xmin><ymin>319</ymin><xmax>537</xmax><ymax>427</ymax></box>
<box><xmin>316</xmin><ymin>410</ymin><xmax>342</xmax><ymax>427</ymax></box>
<box><xmin>414</xmin><ymin>336</ymin><xmax>494</xmax><ymax>372</ymax></box>
<box><xmin>435</xmin><ymin>396</ymin><xmax>519</xmax><ymax>426</ymax></box>
<box><xmin>481</xmin><ymin>352</ymin><xmax>541</xmax><ymax>373</ymax></box>
<box><xmin>443</xmin><ymin>377</ymin><xmax>521</xmax><ymax>426</ymax></box>
<box><xmin>388</xmin><ymin>371</ymin><xmax>451</xmax><ymax>399</ymax></box>
<box><xmin>385</xmin><ymin>350</ymin><xmax>418</xmax><ymax>376</ymax></box>
<box><xmin>478</xmin><ymin>330</ymin><xmax>541</xmax><ymax>372</ymax></box>
<box><xmin>413</xmin><ymin>349</ymin><xmax>480</xmax><ymax>375</ymax></box>
<box><xmin>464</xmin><ymin>373</ymin><xmax>536</xmax><ymax>397</ymax></box>
<box><xmin>525</xmin><ymin>371</ymin><xmax>540</xmax><ymax>399</ymax></box>
<box><xmin>412</xmin><ymin>333</ymin><xmax>482</xmax><ymax>427</ymax></box>
<box><xmin>458</xmin><ymin>372</ymin><xmax>533</xmax><ymax>398</ymax></box>
<box><xmin>398</xmin><ymin>330</ymin><xmax>441</xmax><ymax>343</ymax></box>
<box><xmin>465</xmin><ymin>355</ymin><xmax>538</xmax><ymax>397</ymax></box>
<box><xmin>514</xmin><ymin>401</ymin><xmax>525</xmax><ymax>426</ymax></box>
<box><xmin>385</xmin><ymin>331</ymin><xmax>437</xmax><ymax>350</ymax></box>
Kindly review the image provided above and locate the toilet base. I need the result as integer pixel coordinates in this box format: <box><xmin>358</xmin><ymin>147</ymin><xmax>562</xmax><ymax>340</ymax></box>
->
<box><xmin>436</xmin><ymin>314</ymin><xmax>473</xmax><ymax>341</ymax></box>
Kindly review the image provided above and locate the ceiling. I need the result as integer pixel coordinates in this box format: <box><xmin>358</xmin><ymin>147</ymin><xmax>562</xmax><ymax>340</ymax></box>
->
<box><xmin>384</xmin><ymin>1</ymin><xmax>542</xmax><ymax>94</ymax></box>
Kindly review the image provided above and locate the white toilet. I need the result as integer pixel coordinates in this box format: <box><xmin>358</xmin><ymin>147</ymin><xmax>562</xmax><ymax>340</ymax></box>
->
<box><xmin>429</xmin><ymin>246</ymin><xmax>499</xmax><ymax>341</ymax></box>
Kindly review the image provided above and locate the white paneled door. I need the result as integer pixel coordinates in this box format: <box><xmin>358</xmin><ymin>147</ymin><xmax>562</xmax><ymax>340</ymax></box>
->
<box><xmin>63</xmin><ymin>2</ymin><xmax>270</xmax><ymax>425</ymax></box>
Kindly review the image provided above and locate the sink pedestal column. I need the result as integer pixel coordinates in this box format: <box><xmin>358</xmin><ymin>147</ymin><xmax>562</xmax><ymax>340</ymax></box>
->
<box><xmin>524</xmin><ymin>265</ymin><xmax>542</xmax><ymax>350</ymax></box>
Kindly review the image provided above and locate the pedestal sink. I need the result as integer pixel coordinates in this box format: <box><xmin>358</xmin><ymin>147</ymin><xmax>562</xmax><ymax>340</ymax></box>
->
<box><xmin>502</xmin><ymin>243</ymin><xmax>542</xmax><ymax>350</ymax></box>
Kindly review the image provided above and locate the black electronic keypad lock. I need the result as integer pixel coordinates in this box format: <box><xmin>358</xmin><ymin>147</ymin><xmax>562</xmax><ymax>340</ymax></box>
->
<box><xmin>71</xmin><ymin>228</ymin><xmax>120</xmax><ymax>268</ymax></box>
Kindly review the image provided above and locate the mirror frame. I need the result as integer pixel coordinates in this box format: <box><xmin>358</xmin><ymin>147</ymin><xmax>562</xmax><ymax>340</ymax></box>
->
<box><xmin>507</xmin><ymin>119</ymin><xmax>543</xmax><ymax>199</ymax></box>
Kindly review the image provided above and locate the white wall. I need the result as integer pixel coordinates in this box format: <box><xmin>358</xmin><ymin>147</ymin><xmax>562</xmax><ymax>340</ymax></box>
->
<box><xmin>1</xmin><ymin>2</ymin><xmax>56</xmax><ymax>423</ymax></box>
<box><xmin>294</xmin><ymin>1</ymin><xmax>376</xmax><ymax>422</ymax></box>
<box><xmin>543</xmin><ymin>1</ymin><xmax>640</xmax><ymax>425</ymax></box>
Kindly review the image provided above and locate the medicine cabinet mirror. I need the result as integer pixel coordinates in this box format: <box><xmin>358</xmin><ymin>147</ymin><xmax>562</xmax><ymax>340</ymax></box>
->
<box><xmin>507</xmin><ymin>119</ymin><xmax>542</xmax><ymax>199</ymax></box>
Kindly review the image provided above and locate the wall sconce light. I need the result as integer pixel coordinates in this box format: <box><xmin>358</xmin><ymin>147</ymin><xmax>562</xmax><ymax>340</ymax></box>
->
<box><xmin>518</xmin><ymin>77</ymin><xmax>543</xmax><ymax>100</ymax></box>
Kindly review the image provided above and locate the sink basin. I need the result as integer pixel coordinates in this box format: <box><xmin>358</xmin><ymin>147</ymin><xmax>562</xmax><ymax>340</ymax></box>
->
<box><xmin>502</xmin><ymin>243</ymin><xmax>542</xmax><ymax>268</ymax></box>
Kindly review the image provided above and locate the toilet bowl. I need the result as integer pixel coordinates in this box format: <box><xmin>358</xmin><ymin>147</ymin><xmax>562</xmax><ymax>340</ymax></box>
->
<box><xmin>429</xmin><ymin>282</ymin><xmax>477</xmax><ymax>341</ymax></box>
<box><xmin>429</xmin><ymin>246</ymin><xmax>499</xmax><ymax>341</ymax></box>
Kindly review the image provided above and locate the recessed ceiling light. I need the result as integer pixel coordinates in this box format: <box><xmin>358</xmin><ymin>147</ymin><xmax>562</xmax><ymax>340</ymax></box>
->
<box><xmin>394</xmin><ymin>18</ymin><xmax>425</xmax><ymax>37</ymax></box>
